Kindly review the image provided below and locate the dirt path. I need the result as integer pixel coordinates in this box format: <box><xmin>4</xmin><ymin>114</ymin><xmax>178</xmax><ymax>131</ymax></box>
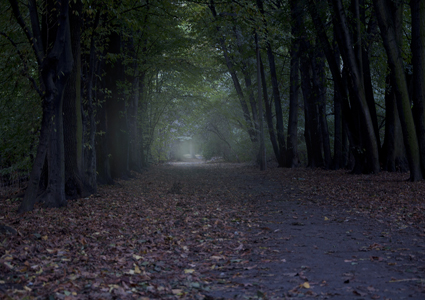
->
<box><xmin>1</xmin><ymin>162</ymin><xmax>424</xmax><ymax>299</ymax></box>
<box><xmin>162</xmin><ymin>162</ymin><xmax>425</xmax><ymax>299</ymax></box>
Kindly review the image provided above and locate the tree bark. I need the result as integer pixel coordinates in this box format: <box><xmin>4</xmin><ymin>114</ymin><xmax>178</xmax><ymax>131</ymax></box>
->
<box><xmin>255</xmin><ymin>32</ymin><xmax>266</xmax><ymax>171</ymax></box>
<box><xmin>287</xmin><ymin>0</ymin><xmax>301</xmax><ymax>168</ymax></box>
<box><xmin>63</xmin><ymin>0</ymin><xmax>89</xmax><ymax>199</ymax></box>
<box><xmin>259</xmin><ymin>51</ymin><xmax>280</xmax><ymax>164</ymax></box>
<box><xmin>256</xmin><ymin>0</ymin><xmax>286</xmax><ymax>166</ymax></box>
<box><xmin>410</xmin><ymin>0</ymin><xmax>425</xmax><ymax>174</ymax></box>
<box><xmin>373</xmin><ymin>0</ymin><xmax>422</xmax><ymax>181</ymax></box>
<box><xmin>13</xmin><ymin>0</ymin><xmax>73</xmax><ymax>212</ymax></box>
<box><xmin>104</xmin><ymin>31</ymin><xmax>130</xmax><ymax>179</ymax></box>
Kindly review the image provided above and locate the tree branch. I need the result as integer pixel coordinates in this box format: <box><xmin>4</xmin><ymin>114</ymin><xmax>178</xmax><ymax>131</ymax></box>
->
<box><xmin>0</xmin><ymin>32</ymin><xmax>42</xmax><ymax>97</ymax></box>
<box><xmin>8</xmin><ymin>0</ymin><xmax>43</xmax><ymax>65</ymax></box>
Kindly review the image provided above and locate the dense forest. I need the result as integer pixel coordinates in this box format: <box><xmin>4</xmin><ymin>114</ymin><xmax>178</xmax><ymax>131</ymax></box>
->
<box><xmin>1</xmin><ymin>0</ymin><xmax>425</xmax><ymax>212</ymax></box>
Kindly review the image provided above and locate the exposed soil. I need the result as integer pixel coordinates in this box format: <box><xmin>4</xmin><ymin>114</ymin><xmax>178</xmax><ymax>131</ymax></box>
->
<box><xmin>0</xmin><ymin>161</ymin><xmax>424</xmax><ymax>299</ymax></box>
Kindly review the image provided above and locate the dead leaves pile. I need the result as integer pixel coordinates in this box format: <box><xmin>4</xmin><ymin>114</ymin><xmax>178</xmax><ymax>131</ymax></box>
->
<box><xmin>0</xmin><ymin>164</ymin><xmax>258</xmax><ymax>299</ymax></box>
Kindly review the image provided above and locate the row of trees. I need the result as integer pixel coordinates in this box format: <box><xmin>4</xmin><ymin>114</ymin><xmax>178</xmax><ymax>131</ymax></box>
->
<box><xmin>2</xmin><ymin>0</ymin><xmax>217</xmax><ymax>212</ymax></box>
<box><xmin>2</xmin><ymin>0</ymin><xmax>425</xmax><ymax>212</ymax></box>
<box><xmin>199</xmin><ymin>0</ymin><xmax>425</xmax><ymax>180</ymax></box>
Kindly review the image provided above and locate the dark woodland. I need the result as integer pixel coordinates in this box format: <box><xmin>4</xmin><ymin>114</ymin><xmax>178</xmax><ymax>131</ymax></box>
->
<box><xmin>1</xmin><ymin>0</ymin><xmax>425</xmax><ymax>299</ymax></box>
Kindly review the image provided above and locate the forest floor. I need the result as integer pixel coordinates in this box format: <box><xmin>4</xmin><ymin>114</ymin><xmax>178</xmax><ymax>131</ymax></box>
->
<box><xmin>1</xmin><ymin>160</ymin><xmax>425</xmax><ymax>299</ymax></box>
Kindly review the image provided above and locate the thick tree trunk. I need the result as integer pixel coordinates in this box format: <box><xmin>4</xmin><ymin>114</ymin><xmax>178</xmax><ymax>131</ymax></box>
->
<box><xmin>63</xmin><ymin>0</ymin><xmax>89</xmax><ymax>199</ymax></box>
<box><xmin>374</xmin><ymin>0</ymin><xmax>422</xmax><ymax>181</ymax></box>
<box><xmin>14</xmin><ymin>0</ymin><xmax>73</xmax><ymax>212</ymax></box>
<box><xmin>104</xmin><ymin>32</ymin><xmax>129</xmax><ymax>179</ymax></box>
<box><xmin>382</xmin><ymin>75</ymin><xmax>408</xmax><ymax>172</ymax></box>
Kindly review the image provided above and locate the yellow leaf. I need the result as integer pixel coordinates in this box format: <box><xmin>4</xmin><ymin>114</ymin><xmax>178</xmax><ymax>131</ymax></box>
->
<box><xmin>184</xmin><ymin>269</ymin><xmax>195</xmax><ymax>274</ymax></box>
<box><xmin>301</xmin><ymin>282</ymin><xmax>310</xmax><ymax>288</ymax></box>
<box><xmin>134</xmin><ymin>264</ymin><xmax>141</xmax><ymax>274</ymax></box>
<box><xmin>324</xmin><ymin>217</ymin><xmax>329</xmax><ymax>221</ymax></box>
<box><xmin>42</xmin><ymin>235</ymin><xmax>48</xmax><ymax>240</ymax></box>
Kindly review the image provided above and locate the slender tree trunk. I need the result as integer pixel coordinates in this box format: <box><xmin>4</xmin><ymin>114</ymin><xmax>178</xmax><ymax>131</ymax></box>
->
<box><xmin>410</xmin><ymin>0</ymin><xmax>425</xmax><ymax>174</ymax></box>
<box><xmin>82</xmin><ymin>8</ymin><xmax>100</xmax><ymax>192</ymax></box>
<box><xmin>234</xmin><ymin>27</ymin><xmax>259</xmax><ymax>134</ymax></box>
<box><xmin>331</xmin><ymin>0</ymin><xmax>380</xmax><ymax>174</ymax></box>
<box><xmin>256</xmin><ymin>0</ymin><xmax>286</xmax><ymax>165</ymax></box>
<box><xmin>333</xmin><ymin>38</ymin><xmax>343</xmax><ymax>169</ymax></box>
<box><xmin>312</xmin><ymin>45</ymin><xmax>331</xmax><ymax>168</ymax></box>
<box><xmin>259</xmin><ymin>52</ymin><xmax>280</xmax><ymax>164</ymax></box>
<box><xmin>208</xmin><ymin>3</ymin><xmax>257</xmax><ymax>143</ymax></box>
<box><xmin>255</xmin><ymin>33</ymin><xmax>266</xmax><ymax>171</ymax></box>
<box><xmin>287</xmin><ymin>0</ymin><xmax>301</xmax><ymax>168</ymax></box>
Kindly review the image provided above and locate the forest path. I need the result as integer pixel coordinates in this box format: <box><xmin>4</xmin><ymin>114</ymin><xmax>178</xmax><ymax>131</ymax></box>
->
<box><xmin>1</xmin><ymin>162</ymin><xmax>425</xmax><ymax>299</ymax></box>
<box><xmin>159</xmin><ymin>162</ymin><xmax>425</xmax><ymax>299</ymax></box>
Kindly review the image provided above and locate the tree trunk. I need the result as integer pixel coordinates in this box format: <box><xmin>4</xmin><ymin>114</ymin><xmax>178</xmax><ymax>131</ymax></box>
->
<box><xmin>63</xmin><ymin>0</ymin><xmax>89</xmax><ymax>199</ymax></box>
<box><xmin>287</xmin><ymin>0</ymin><xmax>301</xmax><ymax>168</ymax></box>
<box><xmin>82</xmin><ymin>9</ymin><xmax>100</xmax><ymax>192</ymax></box>
<box><xmin>312</xmin><ymin>44</ymin><xmax>331</xmax><ymax>168</ymax></box>
<box><xmin>208</xmin><ymin>3</ymin><xmax>257</xmax><ymax>144</ymax></box>
<box><xmin>373</xmin><ymin>0</ymin><xmax>422</xmax><ymax>181</ymax></box>
<box><xmin>14</xmin><ymin>0</ymin><xmax>73</xmax><ymax>212</ymax></box>
<box><xmin>410</xmin><ymin>0</ymin><xmax>425</xmax><ymax>174</ymax></box>
<box><xmin>331</xmin><ymin>0</ymin><xmax>380</xmax><ymax>174</ymax></box>
<box><xmin>382</xmin><ymin>75</ymin><xmax>408</xmax><ymax>172</ymax></box>
<box><xmin>256</xmin><ymin>0</ymin><xmax>286</xmax><ymax>166</ymax></box>
<box><xmin>104</xmin><ymin>31</ymin><xmax>129</xmax><ymax>179</ymax></box>
<box><xmin>259</xmin><ymin>51</ymin><xmax>280</xmax><ymax>164</ymax></box>
<box><xmin>255</xmin><ymin>32</ymin><xmax>266</xmax><ymax>171</ymax></box>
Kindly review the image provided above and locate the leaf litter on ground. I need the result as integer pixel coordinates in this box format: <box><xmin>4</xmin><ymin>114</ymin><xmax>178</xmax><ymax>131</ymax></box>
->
<box><xmin>0</xmin><ymin>163</ymin><xmax>425</xmax><ymax>299</ymax></box>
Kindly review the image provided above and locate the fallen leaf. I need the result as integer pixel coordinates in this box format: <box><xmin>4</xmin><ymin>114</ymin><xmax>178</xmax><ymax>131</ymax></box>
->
<box><xmin>184</xmin><ymin>269</ymin><xmax>195</xmax><ymax>274</ymax></box>
<box><xmin>172</xmin><ymin>289</ymin><xmax>183</xmax><ymax>295</ymax></box>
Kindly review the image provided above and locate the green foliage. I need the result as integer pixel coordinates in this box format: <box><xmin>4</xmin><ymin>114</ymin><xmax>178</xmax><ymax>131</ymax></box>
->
<box><xmin>0</xmin><ymin>4</ymin><xmax>41</xmax><ymax>176</ymax></box>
